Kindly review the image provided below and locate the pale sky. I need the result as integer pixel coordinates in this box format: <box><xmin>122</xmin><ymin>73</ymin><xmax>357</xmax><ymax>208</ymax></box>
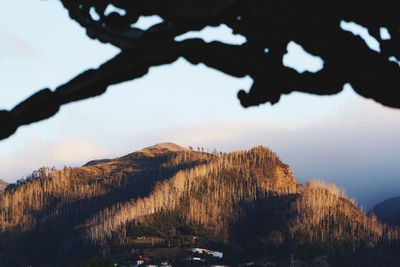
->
<box><xmin>1</xmin><ymin>1</ymin><xmax>399</xmax><ymax>209</ymax></box>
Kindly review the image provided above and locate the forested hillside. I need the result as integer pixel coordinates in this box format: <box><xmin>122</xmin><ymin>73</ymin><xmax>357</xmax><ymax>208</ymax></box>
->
<box><xmin>83</xmin><ymin>145</ymin><xmax>299</xmax><ymax>245</ymax></box>
<box><xmin>0</xmin><ymin>144</ymin><xmax>399</xmax><ymax>266</ymax></box>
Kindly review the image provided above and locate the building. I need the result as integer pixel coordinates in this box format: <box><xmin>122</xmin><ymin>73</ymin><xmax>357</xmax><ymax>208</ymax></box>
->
<box><xmin>191</xmin><ymin>248</ymin><xmax>223</xmax><ymax>258</ymax></box>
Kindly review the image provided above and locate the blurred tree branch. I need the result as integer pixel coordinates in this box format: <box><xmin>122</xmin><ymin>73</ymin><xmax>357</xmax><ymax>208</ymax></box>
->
<box><xmin>2</xmin><ymin>0</ymin><xmax>400</xmax><ymax>140</ymax></box>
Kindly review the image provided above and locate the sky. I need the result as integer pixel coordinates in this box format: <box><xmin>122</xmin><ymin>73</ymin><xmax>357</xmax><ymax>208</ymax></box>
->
<box><xmin>1</xmin><ymin>1</ymin><xmax>400</xmax><ymax>209</ymax></box>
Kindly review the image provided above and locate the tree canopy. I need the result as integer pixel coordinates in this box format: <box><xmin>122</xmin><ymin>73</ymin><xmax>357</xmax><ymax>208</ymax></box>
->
<box><xmin>1</xmin><ymin>0</ymin><xmax>399</xmax><ymax>140</ymax></box>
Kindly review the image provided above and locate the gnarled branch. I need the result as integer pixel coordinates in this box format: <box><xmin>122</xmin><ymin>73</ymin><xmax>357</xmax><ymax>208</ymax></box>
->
<box><xmin>2</xmin><ymin>0</ymin><xmax>400</xmax><ymax>140</ymax></box>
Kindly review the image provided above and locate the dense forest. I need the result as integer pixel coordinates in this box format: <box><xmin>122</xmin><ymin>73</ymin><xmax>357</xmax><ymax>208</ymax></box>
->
<box><xmin>0</xmin><ymin>143</ymin><xmax>399</xmax><ymax>266</ymax></box>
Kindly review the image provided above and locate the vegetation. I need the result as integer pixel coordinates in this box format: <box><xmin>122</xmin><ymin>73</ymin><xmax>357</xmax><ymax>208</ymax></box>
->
<box><xmin>0</xmin><ymin>144</ymin><xmax>399</xmax><ymax>266</ymax></box>
<box><xmin>84</xmin><ymin>146</ymin><xmax>298</xmax><ymax>244</ymax></box>
<box><xmin>80</xmin><ymin>257</ymin><xmax>116</xmax><ymax>267</ymax></box>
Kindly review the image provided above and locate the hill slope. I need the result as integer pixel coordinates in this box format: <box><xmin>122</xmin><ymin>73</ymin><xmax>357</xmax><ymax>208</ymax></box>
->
<box><xmin>0</xmin><ymin>144</ymin><xmax>399</xmax><ymax>266</ymax></box>
<box><xmin>370</xmin><ymin>197</ymin><xmax>400</xmax><ymax>226</ymax></box>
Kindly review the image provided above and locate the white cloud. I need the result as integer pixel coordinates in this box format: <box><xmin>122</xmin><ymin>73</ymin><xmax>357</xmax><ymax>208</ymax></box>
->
<box><xmin>0</xmin><ymin>31</ymin><xmax>39</xmax><ymax>59</ymax></box>
<box><xmin>0</xmin><ymin>137</ymin><xmax>107</xmax><ymax>182</ymax></box>
<box><xmin>48</xmin><ymin>138</ymin><xmax>106</xmax><ymax>162</ymax></box>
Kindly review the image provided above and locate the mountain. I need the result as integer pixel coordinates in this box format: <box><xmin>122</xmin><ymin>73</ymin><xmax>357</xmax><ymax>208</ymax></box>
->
<box><xmin>142</xmin><ymin>142</ymin><xmax>186</xmax><ymax>151</ymax></box>
<box><xmin>370</xmin><ymin>197</ymin><xmax>400</xmax><ymax>226</ymax></box>
<box><xmin>0</xmin><ymin>144</ymin><xmax>399</xmax><ymax>266</ymax></box>
<box><xmin>0</xmin><ymin>178</ymin><xmax>7</xmax><ymax>192</ymax></box>
<box><xmin>83</xmin><ymin>143</ymin><xmax>185</xmax><ymax>167</ymax></box>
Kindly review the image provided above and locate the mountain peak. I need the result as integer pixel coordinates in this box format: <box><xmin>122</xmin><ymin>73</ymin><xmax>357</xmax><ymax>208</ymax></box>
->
<box><xmin>83</xmin><ymin>143</ymin><xmax>185</xmax><ymax>167</ymax></box>
<box><xmin>142</xmin><ymin>142</ymin><xmax>185</xmax><ymax>151</ymax></box>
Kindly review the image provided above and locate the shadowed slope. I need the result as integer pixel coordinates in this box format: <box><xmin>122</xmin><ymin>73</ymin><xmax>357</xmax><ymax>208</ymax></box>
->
<box><xmin>370</xmin><ymin>197</ymin><xmax>400</xmax><ymax>226</ymax></box>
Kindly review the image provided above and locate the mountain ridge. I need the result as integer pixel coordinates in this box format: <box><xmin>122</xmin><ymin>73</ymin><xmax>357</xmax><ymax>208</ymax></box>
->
<box><xmin>0</xmin><ymin>144</ymin><xmax>399</xmax><ymax>266</ymax></box>
<box><xmin>83</xmin><ymin>142</ymin><xmax>186</xmax><ymax>168</ymax></box>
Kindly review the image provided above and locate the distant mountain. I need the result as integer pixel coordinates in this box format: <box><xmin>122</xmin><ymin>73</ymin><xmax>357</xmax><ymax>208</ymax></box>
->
<box><xmin>0</xmin><ymin>143</ymin><xmax>399</xmax><ymax>266</ymax></box>
<box><xmin>0</xmin><ymin>179</ymin><xmax>7</xmax><ymax>192</ymax></box>
<box><xmin>370</xmin><ymin>197</ymin><xmax>400</xmax><ymax>226</ymax></box>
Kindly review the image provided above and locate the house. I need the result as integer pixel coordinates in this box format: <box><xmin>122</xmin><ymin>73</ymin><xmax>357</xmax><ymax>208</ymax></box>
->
<box><xmin>160</xmin><ymin>261</ymin><xmax>171</xmax><ymax>267</ymax></box>
<box><xmin>136</xmin><ymin>260</ymin><xmax>145</xmax><ymax>266</ymax></box>
<box><xmin>191</xmin><ymin>248</ymin><xmax>223</xmax><ymax>258</ymax></box>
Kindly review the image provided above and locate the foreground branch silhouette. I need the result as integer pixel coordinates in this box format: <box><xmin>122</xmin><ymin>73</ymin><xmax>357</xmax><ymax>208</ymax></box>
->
<box><xmin>2</xmin><ymin>0</ymin><xmax>400</xmax><ymax>140</ymax></box>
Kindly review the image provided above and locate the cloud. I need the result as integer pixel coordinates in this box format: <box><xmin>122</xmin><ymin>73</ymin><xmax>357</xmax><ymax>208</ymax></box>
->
<box><xmin>0</xmin><ymin>137</ymin><xmax>107</xmax><ymax>182</ymax></box>
<box><xmin>48</xmin><ymin>138</ymin><xmax>107</xmax><ymax>162</ymax></box>
<box><xmin>0</xmin><ymin>31</ymin><xmax>39</xmax><ymax>58</ymax></box>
